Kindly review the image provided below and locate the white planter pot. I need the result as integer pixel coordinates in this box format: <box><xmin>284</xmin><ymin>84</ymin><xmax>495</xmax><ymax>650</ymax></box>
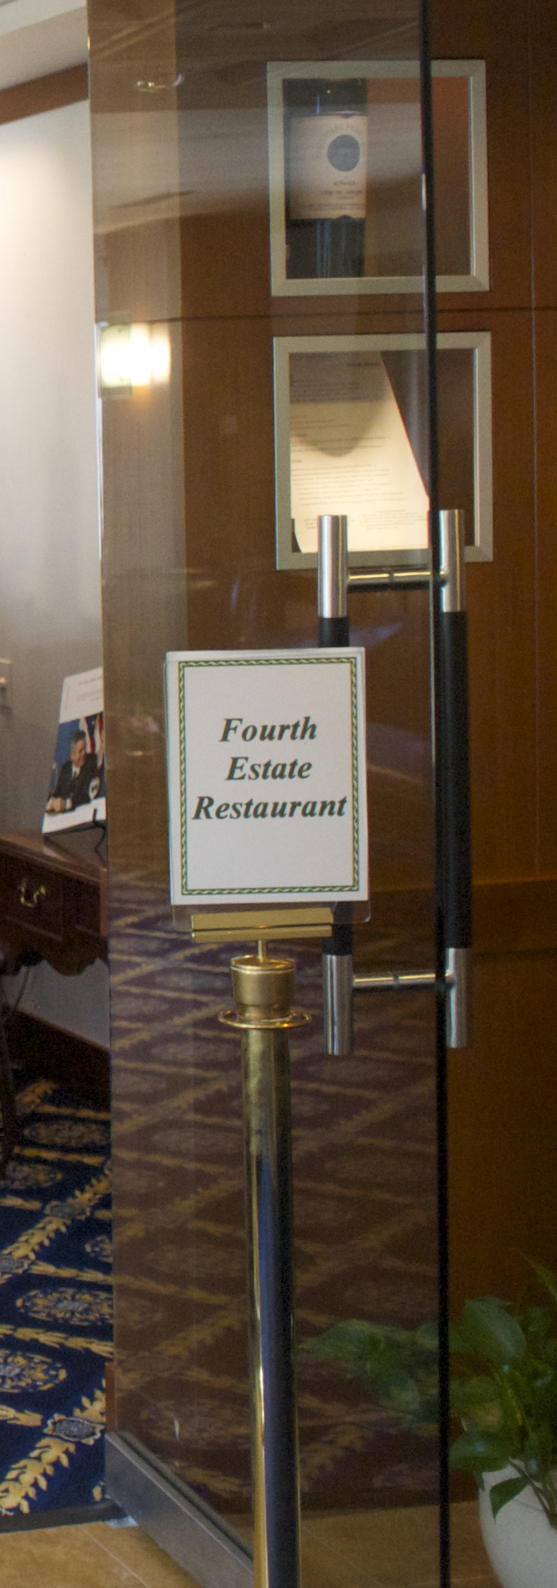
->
<box><xmin>478</xmin><ymin>1467</ymin><xmax>557</xmax><ymax>1588</ymax></box>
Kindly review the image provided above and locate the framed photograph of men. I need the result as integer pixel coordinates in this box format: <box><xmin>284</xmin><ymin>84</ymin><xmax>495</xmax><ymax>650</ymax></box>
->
<box><xmin>42</xmin><ymin>668</ymin><xmax>106</xmax><ymax>835</ymax></box>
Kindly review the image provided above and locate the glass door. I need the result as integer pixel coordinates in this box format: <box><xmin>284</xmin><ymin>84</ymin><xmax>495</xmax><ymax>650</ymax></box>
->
<box><xmin>87</xmin><ymin>1</ymin><xmax>457</xmax><ymax>1583</ymax></box>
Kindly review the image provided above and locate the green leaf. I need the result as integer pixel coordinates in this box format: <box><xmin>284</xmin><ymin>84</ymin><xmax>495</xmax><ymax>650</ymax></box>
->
<box><xmin>458</xmin><ymin>1299</ymin><xmax>527</xmax><ymax>1365</ymax></box>
<box><xmin>303</xmin><ymin>1320</ymin><xmax>379</xmax><ymax>1355</ymax></box>
<box><xmin>302</xmin><ymin>1321</ymin><xmax>374</xmax><ymax>1370</ymax></box>
<box><xmin>449</xmin><ymin>1322</ymin><xmax>469</xmax><ymax>1353</ymax></box>
<box><xmin>374</xmin><ymin>1369</ymin><xmax>421</xmax><ymax>1414</ymax></box>
<box><xmin>520</xmin><ymin>1304</ymin><xmax>552</xmax><ymax>1337</ymax></box>
<box><xmin>302</xmin><ymin>1320</ymin><xmax>416</xmax><ymax>1390</ymax></box>
<box><xmin>450</xmin><ymin>1375</ymin><xmax>504</xmax><ymax>1431</ymax></box>
<box><xmin>489</xmin><ymin>1474</ymin><xmax>529</xmax><ymax>1517</ymax></box>
<box><xmin>449</xmin><ymin>1429</ymin><xmax>513</xmax><ymax>1474</ymax></box>
<box><xmin>523</xmin><ymin>1422</ymin><xmax>555</xmax><ymax>1478</ymax></box>
<box><xmin>527</xmin><ymin>1261</ymin><xmax>557</xmax><ymax>1312</ymax></box>
<box><xmin>415</xmin><ymin>1322</ymin><xmax>439</xmax><ymax>1353</ymax></box>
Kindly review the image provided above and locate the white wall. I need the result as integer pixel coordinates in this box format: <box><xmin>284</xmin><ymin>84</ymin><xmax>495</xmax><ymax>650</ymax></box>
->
<box><xmin>0</xmin><ymin>96</ymin><xmax>109</xmax><ymax>1045</ymax></box>
<box><xmin>0</xmin><ymin>2</ymin><xmax>87</xmax><ymax>91</ymax></box>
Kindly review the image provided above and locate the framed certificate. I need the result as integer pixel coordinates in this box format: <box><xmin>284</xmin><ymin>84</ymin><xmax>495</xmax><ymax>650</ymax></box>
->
<box><xmin>274</xmin><ymin>332</ymin><xmax>493</xmax><ymax>569</ymax></box>
<box><xmin>268</xmin><ymin>59</ymin><xmax>489</xmax><ymax>296</ymax></box>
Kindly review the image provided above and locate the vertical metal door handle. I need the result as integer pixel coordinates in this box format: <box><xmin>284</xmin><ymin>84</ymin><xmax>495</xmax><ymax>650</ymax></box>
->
<box><xmin>439</xmin><ymin>510</ymin><xmax>472</xmax><ymax>1047</ymax></box>
<box><xmin>315</xmin><ymin>510</ymin><xmax>473</xmax><ymax>1053</ymax></box>
<box><xmin>318</xmin><ymin>515</ymin><xmax>354</xmax><ymax>1056</ymax></box>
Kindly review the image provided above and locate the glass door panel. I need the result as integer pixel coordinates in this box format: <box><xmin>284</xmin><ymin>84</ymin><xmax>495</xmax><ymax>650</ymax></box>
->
<box><xmin>88</xmin><ymin>0</ymin><xmax>444</xmax><ymax>1582</ymax></box>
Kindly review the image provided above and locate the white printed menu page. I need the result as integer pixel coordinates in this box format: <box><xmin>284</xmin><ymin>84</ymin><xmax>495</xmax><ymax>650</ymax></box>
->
<box><xmin>290</xmin><ymin>350</ymin><xmax>429</xmax><ymax>553</ymax></box>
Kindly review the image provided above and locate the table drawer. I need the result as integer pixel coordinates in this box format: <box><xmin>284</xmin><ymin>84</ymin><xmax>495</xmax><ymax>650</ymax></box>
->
<box><xmin>73</xmin><ymin>878</ymin><xmax>102</xmax><ymax>939</ymax></box>
<box><xmin>0</xmin><ymin>855</ymin><xmax>63</xmax><ymax>940</ymax></box>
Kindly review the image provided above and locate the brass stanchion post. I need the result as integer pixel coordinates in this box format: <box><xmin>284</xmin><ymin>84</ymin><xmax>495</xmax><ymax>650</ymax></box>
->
<box><xmin>220</xmin><ymin>944</ymin><xmax>309</xmax><ymax>1588</ymax></box>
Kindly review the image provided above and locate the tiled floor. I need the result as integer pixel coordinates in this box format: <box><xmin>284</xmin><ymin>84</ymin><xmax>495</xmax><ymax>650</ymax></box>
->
<box><xmin>0</xmin><ymin>1503</ymin><xmax>498</xmax><ymax>1588</ymax></box>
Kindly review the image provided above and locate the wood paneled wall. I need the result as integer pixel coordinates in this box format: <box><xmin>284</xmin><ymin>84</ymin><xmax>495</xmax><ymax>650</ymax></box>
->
<box><xmin>91</xmin><ymin>0</ymin><xmax>557</xmax><ymax>1308</ymax></box>
<box><xmin>0</xmin><ymin>65</ymin><xmax>87</xmax><ymax>125</ymax></box>
<box><xmin>429</xmin><ymin>0</ymin><xmax>557</xmax><ymax>1308</ymax></box>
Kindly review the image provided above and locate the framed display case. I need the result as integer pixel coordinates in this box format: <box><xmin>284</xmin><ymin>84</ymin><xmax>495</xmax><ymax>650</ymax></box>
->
<box><xmin>268</xmin><ymin>59</ymin><xmax>489</xmax><ymax>295</ymax></box>
<box><xmin>273</xmin><ymin>331</ymin><xmax>493</xmax><ymax>568</ymax></box>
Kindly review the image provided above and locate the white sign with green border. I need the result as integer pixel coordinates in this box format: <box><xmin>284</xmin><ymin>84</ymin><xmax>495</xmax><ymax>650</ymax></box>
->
<box><xmin>164</xmin><ymin>650</ymin><xmax>368</xmax><ymax>907</ymax></box>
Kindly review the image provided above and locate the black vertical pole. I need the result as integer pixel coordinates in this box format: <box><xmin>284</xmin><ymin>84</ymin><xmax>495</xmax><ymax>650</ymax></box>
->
<box><xmin>420</xmin><ymin>3</ymin><xmax>452</xmax><ymax>1584</ymax></box>
<box><xmin>318</xmin><ymin>516</ymin><xmax>353</xmax><ymax>1058</ymax></box>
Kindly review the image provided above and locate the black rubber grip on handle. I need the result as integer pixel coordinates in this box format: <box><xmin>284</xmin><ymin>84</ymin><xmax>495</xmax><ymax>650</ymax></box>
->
<box><xmin>325</xmin><ymin>922</ymin><xmax>353</xmax><ymax>957</ymax></box>
<box><xmin>318</xmin><ymin>616</ymin><xmax>350</xmax><ymax>648</ymax></box>
<box><xmin>319</xmin><ymin>615</ymin><xmax>352</xmax><ymax>959</ymax></box>
<box><xmin>439</xmin><ymin>610</ymin><xmax>472</xmax><ymax>948</ymax></box>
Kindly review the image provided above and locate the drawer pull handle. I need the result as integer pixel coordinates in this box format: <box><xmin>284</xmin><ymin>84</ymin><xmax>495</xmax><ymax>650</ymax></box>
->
<box><xmin>17</xmin><ymin>878</ymin><xmax>46</xmax><ymax>910</ymax></box>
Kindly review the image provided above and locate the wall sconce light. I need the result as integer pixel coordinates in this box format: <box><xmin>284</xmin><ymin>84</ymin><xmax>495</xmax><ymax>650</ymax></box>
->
<box><xmin>97</xmin><ymin>322</ymin><xmax>171</xmax><ymax>395</ymax></box>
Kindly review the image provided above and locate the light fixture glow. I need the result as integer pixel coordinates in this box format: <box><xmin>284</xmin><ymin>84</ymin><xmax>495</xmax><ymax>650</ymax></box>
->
<box><xmin>98</xmin><ymin>322</ymin><xmax>172</xmax><ymax>394</ymax></box>
<box><xmin>128</xmin><ymin>324</ymin><xmax>151</xmax><ymax>387</ymax></box>
<box><xmin>149</xmin><ymin>330</ymin><xmax>172</xmax><ymax>384</ymax></box>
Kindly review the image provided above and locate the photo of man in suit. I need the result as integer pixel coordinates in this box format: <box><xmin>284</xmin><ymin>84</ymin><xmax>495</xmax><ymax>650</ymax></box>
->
<box><xmin>45</xmin><ymin>728</ymin><xmax>99</xmax><ymax>815</ymax></box>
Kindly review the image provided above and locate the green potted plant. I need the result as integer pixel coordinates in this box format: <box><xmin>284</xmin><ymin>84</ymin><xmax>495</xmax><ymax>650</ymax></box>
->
<box><xmin>303</xmin><ymin>1262</ymin><xmax>557</xmax><ymax>1588</ymax></box>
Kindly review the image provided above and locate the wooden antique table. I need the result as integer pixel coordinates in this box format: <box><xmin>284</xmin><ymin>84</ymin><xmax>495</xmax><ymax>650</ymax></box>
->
<box><xmin>0</xmin><ymin>828</ymin><xmax>107</xmax><ymax>977</ymax></box>
<box><xmin>0</xmin><ymin>828</ymin><xmax>108</xmax><ymax>1160</ymax></box>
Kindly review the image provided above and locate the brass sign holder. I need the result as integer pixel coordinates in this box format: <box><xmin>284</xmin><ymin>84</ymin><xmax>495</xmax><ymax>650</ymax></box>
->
<box><xmin>191</xmin><ymin>906</ymin><xmax>333</xmax><ymax>1588</ymax></box>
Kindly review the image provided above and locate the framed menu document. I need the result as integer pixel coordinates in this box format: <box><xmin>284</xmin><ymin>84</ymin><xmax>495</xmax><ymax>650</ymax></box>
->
<box><xmin>273</xmin><ymin>332</ymin><xmax>493</xmax><ymax>569</ymax></box>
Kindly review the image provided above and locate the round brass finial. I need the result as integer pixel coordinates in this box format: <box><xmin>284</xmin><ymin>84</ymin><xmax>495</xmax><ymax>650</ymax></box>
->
<box><xmin>219</xmin><ymin>951</ymin><xmax>310</xmax><ymax>1031</ymax></box>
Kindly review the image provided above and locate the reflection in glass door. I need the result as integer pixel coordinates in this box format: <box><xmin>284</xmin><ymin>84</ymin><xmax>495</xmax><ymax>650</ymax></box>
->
<box><xmin>87</xmin><ymin>1</ymin><xmax>457</xmax><ymax>1584</ymax></box>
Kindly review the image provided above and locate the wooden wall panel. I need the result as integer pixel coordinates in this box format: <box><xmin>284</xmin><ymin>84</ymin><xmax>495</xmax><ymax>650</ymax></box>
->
<box><xmin>474</xmin><ymin>878</ymin><xmax>557</xmax><ymax>954</ymax></box>
<box><xmin>439</xmin><ymin>311</ymin><xmax>537</xmax><ymax>880</ymax></box>
<box><xmin>448</xmin><ymin>942</ymin><xmax>557</xmax><ymax>1310</ymax></box>
<box><xmin>181</xmin><ymin>317</ymin><xmax>276</xmax><ymax>610</ymax></box>
<box><xmin>530</xmin><ymin>0</ymin><xmax>557</xmax><ymax>306</ymax></box>
<box><xmin>430</xmin><ymin>0</ymin><xmax>532</xmax><ymax>310</ymax></box>
<box><xmin>535</xmin><ymin>310</ymin><xmax>557</xmax><ymax>875</ymax></box>
<box><xmin>0</xmin><ymin>65</ymin><xmax>87</xmax><ymax>125</ymax></box>
<box><xmin>437</xmin><ymin>0</ymin><xmax>557</xmax><ymax>1316</ymax></box>
<box><xmin>95</xmin><ymin>218</ymin><xmax>183</xmax><ymax>324</ymax></box>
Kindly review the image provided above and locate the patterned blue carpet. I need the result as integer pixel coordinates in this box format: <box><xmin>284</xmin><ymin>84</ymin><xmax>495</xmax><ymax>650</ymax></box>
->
<box><xmin>0</xmin><ymin>1078</ymin><xmax>111</xmax><ymax>1517</ymax></box>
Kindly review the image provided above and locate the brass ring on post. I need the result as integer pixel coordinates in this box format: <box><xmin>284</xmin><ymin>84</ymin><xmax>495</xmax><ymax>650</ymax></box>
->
<box><xmin>219</xmin><ymin>953</ymin><xmax>310</xmax><ymax>1032</ymax></box>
